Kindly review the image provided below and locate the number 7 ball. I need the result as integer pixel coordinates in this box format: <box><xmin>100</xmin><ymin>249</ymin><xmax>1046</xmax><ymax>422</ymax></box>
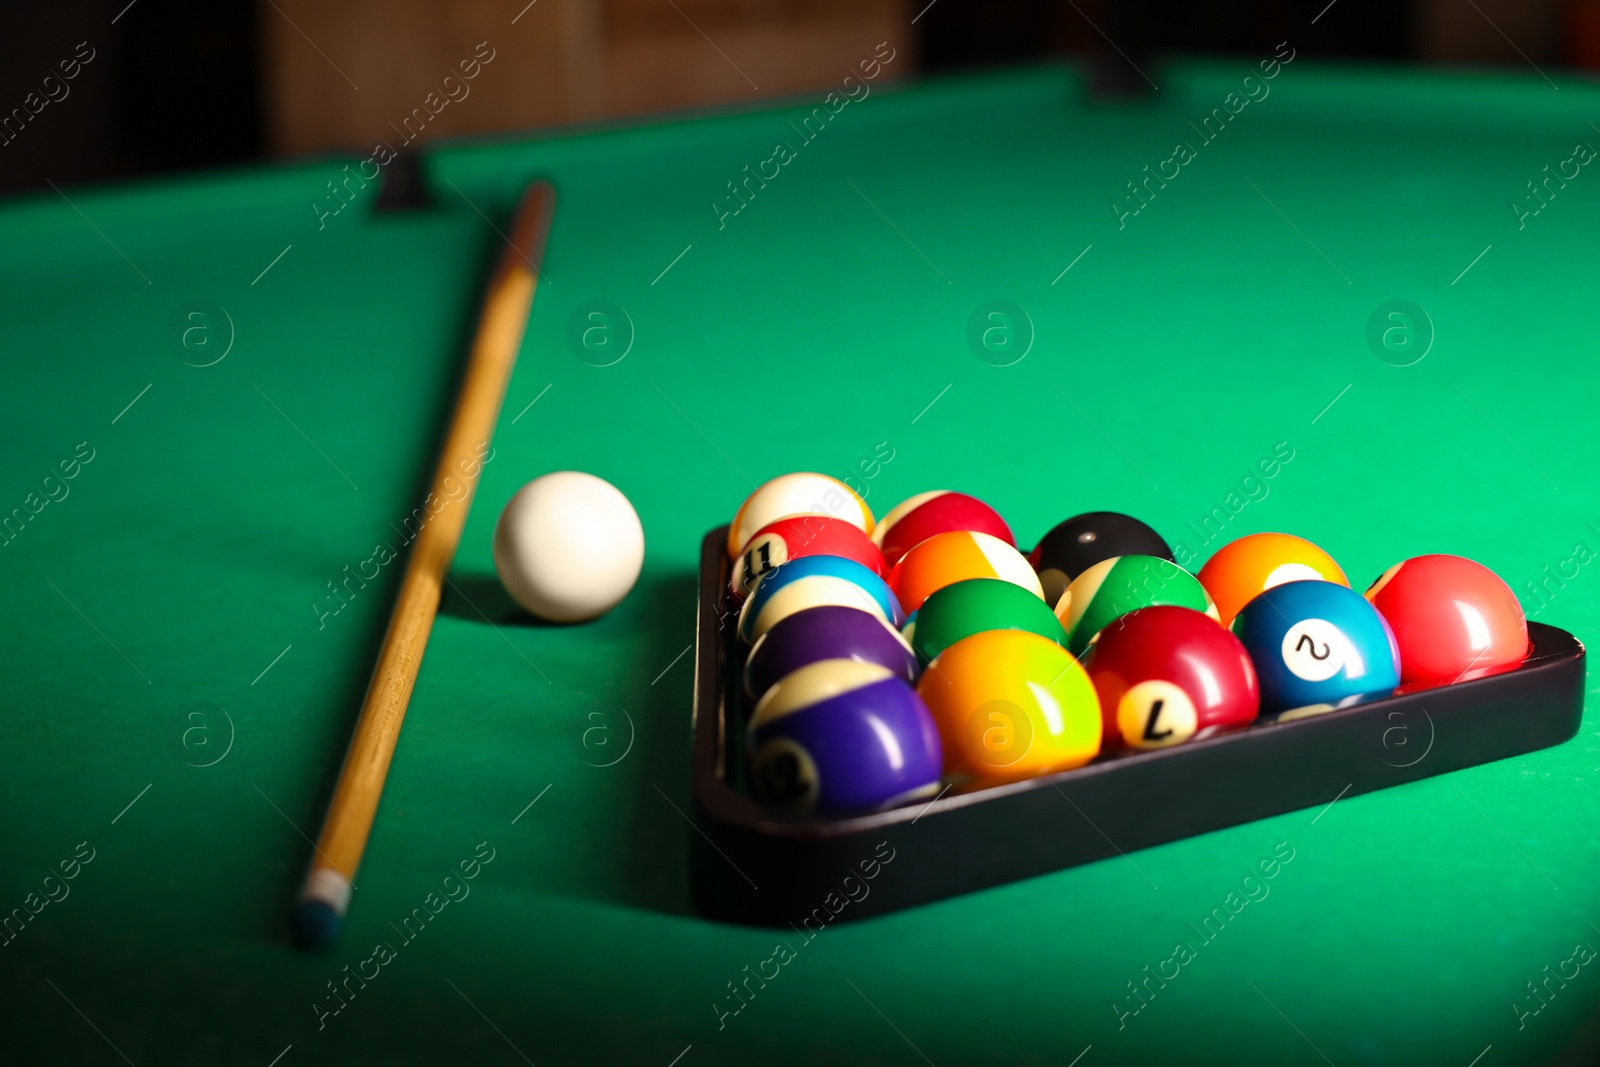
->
<box><xmin>1085</xmin><ymin>606</ymin><xmax>1260</xmax><ymax>750</ymax></box>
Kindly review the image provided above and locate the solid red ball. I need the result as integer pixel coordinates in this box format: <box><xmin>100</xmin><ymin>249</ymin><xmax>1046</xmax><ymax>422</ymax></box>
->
<box><xmin>1365</xmin><ymin>554</ymin><xmax>1529</xmax><ymax>684</ymax></box>
<box><xmin>1084</xmin><ymin>605</ymin><xmax>1260</xmax><ymax>750</ymax></box>
<box><xmin>873</xmin><ymin>491</ymin><xmax>1014</xmax><ymax>568</ymax></box>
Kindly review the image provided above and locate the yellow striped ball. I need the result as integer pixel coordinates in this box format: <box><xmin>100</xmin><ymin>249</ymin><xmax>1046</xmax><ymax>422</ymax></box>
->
<box><xmin>727</xmin><ymin>472</ymin><xmax>873</xmax><ymax>558</ymax></box>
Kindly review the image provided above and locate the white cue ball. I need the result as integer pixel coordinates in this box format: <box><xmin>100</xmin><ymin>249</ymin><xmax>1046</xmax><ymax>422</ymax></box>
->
<box><xmin>492</xmin><ymin>472</ymin><xmax>644</xmax><ymax>623</ymax></box>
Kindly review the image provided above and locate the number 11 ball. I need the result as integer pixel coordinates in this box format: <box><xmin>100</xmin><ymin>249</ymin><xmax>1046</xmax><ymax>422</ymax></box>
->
<box><xmin>729</xmin><ymin>515</ymin><xmax>886</xmax><ymax>604</ymax></box>
<box><xmin>493</xmin><ymin>472</ymin><xmax>644</xmax><ymax>623</ymax></box>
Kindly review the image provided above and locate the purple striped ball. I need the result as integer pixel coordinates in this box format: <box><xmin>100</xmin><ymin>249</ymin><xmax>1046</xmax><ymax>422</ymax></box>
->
<box><xmin>747</xmin><ymin>660</ymin><xmax>943</xmax><ymax>816</ymax></box>
<box><xmin>744</xmin><ymin>605</ymin><xmax>919</xmax><ymax>704</ymax></box>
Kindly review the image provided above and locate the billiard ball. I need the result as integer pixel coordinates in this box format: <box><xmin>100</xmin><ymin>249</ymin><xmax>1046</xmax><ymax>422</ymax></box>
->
<box><xmin>1230</xmin><ymin>580</ymin><xmax>1400</xmax><ymax>716</ymax></box>
<box><xmin>727</xmin><ymin>472</ymin><xmax>873</xmax><ymax>558</ymax></box>
<box><xmin>737</xmin><ymin>554</ymin><xmax>904</xmax><ymax>644</ymax></box>
<box><xmin>1365</xmin><ymin>554</ymin><xmax>1529</xmax><ymax>684</ymax></box>
<box><xmin>904</xmin><ymin>578</ymin><xmax>1066</xmax><ymax>665</ymax></box>
<box><xmin>747</xmin><ymin>659</ymin><xmax>942</xmax><ymax>815</ymax></box>
<box><xmin>492</xmin><ymin>472</ymin><xmax>644</xmax><ymax>623</ymax></box>
<box><xmin>916</xmin><ymin>629</ymin><xmax>1101</xmax><ymax>783</ymax></box>
<box><xmin>1085</xmin><ymin>606</ymin><xmax>1258</xmax><ymax>750</ymax></box>
<box><xmin>1197</xmin><ymin>532</ymin><xmax>1349</xmax><ymax>627</ymax></box>
<box><xmin>1029</xmin><ymin>512</ymin><xmax>1172</xmax><ymax>608</ymax></box>
<box><xmin>889</xmin><ymin>530</ymin><xmax>1043</xmax><ymax>614</ymax></box>
<box><xmin>873</xmin><ymin>491</ymin><xmax>1015</xmax><ymax>567</ymax></box>
<box><xmin>729</xmin><ymin>515</ymin><xmax>885</xmax><ymax>604</ymax></box>
<box><xmin>1055</xmin><ymin>555</ymin><xmax>1217</xmax><ymax>656</ymax></box>
<box><xmin>744</xmin><ymin>605</ymin><xmax>918</xmax><ymax>702</ymax></box>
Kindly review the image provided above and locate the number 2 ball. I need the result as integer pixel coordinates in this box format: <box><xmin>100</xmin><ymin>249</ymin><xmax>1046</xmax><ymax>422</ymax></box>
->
<box><xmin>1085</xmin><ymin>606</ymin><xmax>1259</xmax><ymax>750</ymax></box>
<box><xmin>1365</xmin><ymin>554</ymin><xmax>1529</xmax><ymax>684</ymax></box>
<box><xmin>1231</xmin><ymin>580</ymin><xmax>1400</xmax><ymax>716</ymax></box>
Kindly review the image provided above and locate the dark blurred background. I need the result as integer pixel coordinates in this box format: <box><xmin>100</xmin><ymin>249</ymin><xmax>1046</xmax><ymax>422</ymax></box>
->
<box><xmin>3</xmin><ymin>0</ymin><xmax>1596</xmax><ymax>195</ymax></box>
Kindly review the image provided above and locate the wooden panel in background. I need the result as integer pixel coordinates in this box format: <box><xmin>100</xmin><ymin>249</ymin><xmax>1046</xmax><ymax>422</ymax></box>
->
<box><xmin>261</xmin><ymin>0</ymin><xmax>911</xmax><ymax>156</ymax></box>
<box><xmin>1413</xmin><ymin>0</ymin><xmax>1559</xmax><ymax>64</ymax></box>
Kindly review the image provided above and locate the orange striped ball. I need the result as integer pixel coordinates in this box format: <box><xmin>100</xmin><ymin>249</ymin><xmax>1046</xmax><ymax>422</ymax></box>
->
<box><xmin>888</xmin><ymin>530</ymin><xmax>1042</xmax><ymax>614</ymax></box>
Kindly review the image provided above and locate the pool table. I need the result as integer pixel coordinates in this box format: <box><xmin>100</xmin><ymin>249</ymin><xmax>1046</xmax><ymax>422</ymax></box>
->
<box><xmin>4</xmin><ymin>53</ymin><xmax>1600</xmax><ymax>1067</ymax></box>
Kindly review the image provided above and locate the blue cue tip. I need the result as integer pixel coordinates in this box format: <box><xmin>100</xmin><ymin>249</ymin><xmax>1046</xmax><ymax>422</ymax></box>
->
<box><xmin>292</xmin><ymin>900</ymin><xmax>341</xmax><ymax>949</ymax></box>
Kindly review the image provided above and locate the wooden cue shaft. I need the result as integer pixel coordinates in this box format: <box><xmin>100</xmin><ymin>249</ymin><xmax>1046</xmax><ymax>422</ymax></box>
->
<box><xmin>294</xmin><ymin>181</ymin><xmax>554</xmax><ymax>944</ymax></box>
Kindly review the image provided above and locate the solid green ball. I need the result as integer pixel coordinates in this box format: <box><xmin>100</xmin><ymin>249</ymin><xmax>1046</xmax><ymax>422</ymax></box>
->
<box><xmin>904</xmin><ymin>578</ymin><xmax>1065</xmax><ymax>664</ymax></box>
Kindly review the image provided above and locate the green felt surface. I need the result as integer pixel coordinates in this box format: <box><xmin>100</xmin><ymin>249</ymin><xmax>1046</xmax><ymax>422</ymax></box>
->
<box><xmin>4</xmin><ymin>57</ymin><xmax>1600</xmax><ymax>1066</ymax></box>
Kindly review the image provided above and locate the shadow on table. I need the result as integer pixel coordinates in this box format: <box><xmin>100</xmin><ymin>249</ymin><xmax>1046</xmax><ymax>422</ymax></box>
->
<box><xmin>613</xmin><ymin>569</ymin><xmax>703</xmax><ymax>920</ymax></box>
<box><xmin>438</xmin><ymin>572</ymin><xmax>532</xmax><ymax>626</ymax></box>
<box><xmin>440</xmin><ymin>567</ymin><xmax>705</xmax><ymax>921</ymax></box>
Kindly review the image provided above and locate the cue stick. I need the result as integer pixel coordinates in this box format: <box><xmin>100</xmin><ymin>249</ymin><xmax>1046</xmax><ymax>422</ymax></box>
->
<box><xmin>293</xmin><ymin>180</ymin><xmax>555</xmax><ymax>948</ymax></box>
